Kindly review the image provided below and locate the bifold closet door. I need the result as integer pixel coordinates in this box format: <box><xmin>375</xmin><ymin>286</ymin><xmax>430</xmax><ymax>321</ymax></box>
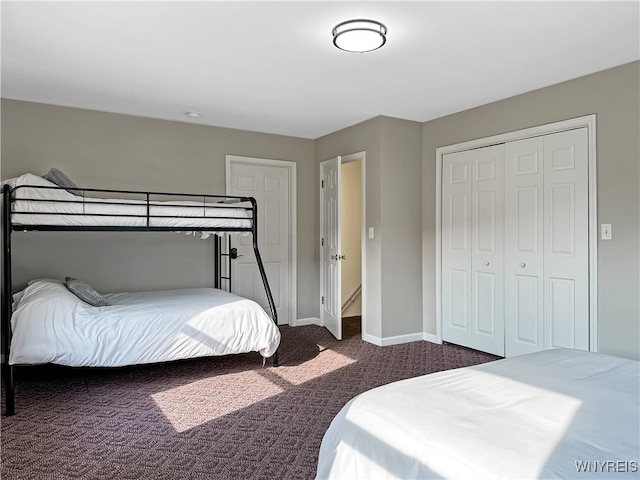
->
<box><xmin>505</xmin><ymin>137</ymin><xmax>545</xmax><ymax>356</ymax></box>
<box><xmin>543</xmin><ymin>129</ymin><xmax>589</xmax><ymax>351</ymax></box>
<box><xmin>505</xmin><ymin>128</ymin><xmax>589</xmax><ymax>356</ymax></box>
<box><xmin>442</xmin><ymin>145</ymin><xmax>505</xmax><ymax>356</ymax></box>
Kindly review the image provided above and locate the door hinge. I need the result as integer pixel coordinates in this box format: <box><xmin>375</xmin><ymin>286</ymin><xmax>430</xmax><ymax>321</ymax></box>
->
<box><xmin>321</xmin><ymin>296</ymin><xmax>324</xmax><ymax>305</ymax></box>
<box><xmin>321</xmin><ymin>180</ymin><xmax>324</xmax><ymax>188</ymax></box>
<box><xmin>321</xmin><ymin>237</ymin><xmax>324</xmax><ymax>246</ymax></box>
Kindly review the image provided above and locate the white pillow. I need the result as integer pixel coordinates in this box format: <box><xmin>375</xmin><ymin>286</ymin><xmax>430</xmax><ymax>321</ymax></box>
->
<box><xmin>5</xmin><ymin>173</ymin><xmax>75</xmax><ymax>201</ymax></box>
<box><xmin>13</xmin><ymin>279</ymin><xmax>86</xmax><ymax>320</ymax></box>
<box><xmin>3</xmin><ymin>173</ymin><xmax>55</xmax><ymax>188</ymax></box>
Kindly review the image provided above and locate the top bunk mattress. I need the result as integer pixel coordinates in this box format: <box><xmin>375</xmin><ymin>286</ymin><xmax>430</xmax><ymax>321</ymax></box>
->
<box><xmin>3</xmin><ymin>174</ymin><xmax>253</xmax><ymax>231</ymax></box>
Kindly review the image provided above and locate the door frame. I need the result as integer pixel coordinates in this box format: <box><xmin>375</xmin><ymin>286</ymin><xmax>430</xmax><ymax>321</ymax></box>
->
<box><xmin>434</xmin><ymin>115</ymin><xmax>598</xmax><ymax>351</ymax></box>
<box><xmin>225</xmin><ymin>154</ymin><xmax>297</xmax><ymax>326</ymax></box>
<box><xmin>319</xmin><ymin>151</ymin><xmax>366</xmax><ymax>339</ymax></box>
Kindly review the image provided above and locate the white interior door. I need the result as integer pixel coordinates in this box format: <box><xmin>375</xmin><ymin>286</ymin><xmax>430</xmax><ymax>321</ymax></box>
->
<box><xmin>227</xmin><ymin>157</ymin><xmax>292</xmax><ymax>326</ymax></box>
<box><xmin>438</xmin><ymin>115</ymin><xmax>597</xmax><ymax>357</ymax></box>
<box><xmin>543</xmin><ymin>128</ymin><xmax>589</xmax><ymax>351</ymax></box>
<box><xmin>442</xmin><ymin>150</ymin><xmax>473</xmax><ymax>348</ymax></box>
<box><xmin>470</xmin><ymin>145</ymin><xmax>505</xmax><ymax>355</ymax></box>
<box><xmin>320</xmin><ymin>156</ymin><xmax>342</xmax><ymax>340</ymax></box>
<box><xmin>505</xmin><ymin>136</ymin><xmax>545</xmax><ymax>356</ymax></box>
<box><xmin>442</xmin><ymin>145</ymin><xmax>505</xmax><ymax>356</ymax></box>
<box><xmin>505</xmin><ymin>128</ymin><xmax>589</xmax><ymax>355</ymax></box>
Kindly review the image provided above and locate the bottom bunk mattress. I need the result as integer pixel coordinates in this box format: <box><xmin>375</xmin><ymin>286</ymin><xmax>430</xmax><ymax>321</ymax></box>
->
<box><xmin>9</xmin><ymin>278</ymin><xmax>280</xmax><ymax>367</ymax></box>
<box><xmin>316</xmin><ymin>348</ymin><xmax>640</xmax><ymax>479</ymax></box>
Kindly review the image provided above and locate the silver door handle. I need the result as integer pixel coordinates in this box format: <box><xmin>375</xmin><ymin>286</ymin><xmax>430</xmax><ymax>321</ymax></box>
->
<box><xmin>331</xmin><ymin>254</ymin><xmax>346</xmax><ymax>261</ymax></box>
<box><xmin>484</xmin><ymin>261</ymin><xmax>490</xmax><ymax>266</ymax></box>
<box><xmin>520</xmin><ymin>262</ymin><xmax>526</xmax><ymax>268</ymax></box>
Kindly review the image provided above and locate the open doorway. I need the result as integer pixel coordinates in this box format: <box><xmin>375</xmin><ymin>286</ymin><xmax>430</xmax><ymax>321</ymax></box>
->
<box><xmin>320</xmin><ymin>151</ymin><xmax>365</xmax><ymax>341</ymax></box>
<box><xmin>340</xmin><ymin>158</ymin><xmax>362</xmax><ymax>338</ymax></box>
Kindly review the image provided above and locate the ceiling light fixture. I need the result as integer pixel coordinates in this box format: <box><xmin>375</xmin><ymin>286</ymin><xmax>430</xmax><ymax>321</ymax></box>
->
<box><xmin>332</xmin><ymin>19</ymin><xmax>387</xmax><ymax>53</ymax></box>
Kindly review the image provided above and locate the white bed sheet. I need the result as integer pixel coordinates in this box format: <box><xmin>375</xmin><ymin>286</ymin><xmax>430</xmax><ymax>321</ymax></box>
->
<box><xmin>316</xmin><ymin>348</ymin><xmax>640</xmax><ymax>479</ymax></box>
<box><xmin>5</xmin><ymin>174</ymin><xmax>252</xmax><ymax>232</ymax></box>
<box><xmin>10</xmin><ymin>279</ymin><xmax>280</xmax><ymax>367</ymax></box>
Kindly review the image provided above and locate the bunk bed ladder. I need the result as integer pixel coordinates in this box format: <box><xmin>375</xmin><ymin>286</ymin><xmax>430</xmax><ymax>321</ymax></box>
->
<box><xmin>213</xmin><ymin>213</ymin><xmax>279</xmax><ymax>367</ymax></box>
<box><xmin>212</xmin><ymin>234</ymin><xmax>235</xmax><ymax>291</ymax></box>
<box><xmin>2</xmin><ymin>185</ymin><xmax>15</xmax><ymax>416</ymax></box>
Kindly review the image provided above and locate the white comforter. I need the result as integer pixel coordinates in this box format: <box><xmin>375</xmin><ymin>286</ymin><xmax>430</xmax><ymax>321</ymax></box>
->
<box><xmin>10</xmin><ymin>279</ymin><xmax>280</xmax><ymax>367</ymax></box>
<box><xmin>316</xmin><ymin>348</ymin><xmax>640</xmax><ymax>479</ymax></box>
<box><xmin>4</xmin><ymin>173</ymin><xmax>252</xmax><ymax>232</ymax></box>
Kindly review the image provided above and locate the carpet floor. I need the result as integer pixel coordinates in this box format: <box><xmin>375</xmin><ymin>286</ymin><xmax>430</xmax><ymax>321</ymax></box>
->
<box><xmin>1</xmin><ymin>324</ymin><xmax>499</xmax><ymax>479</ymax></box>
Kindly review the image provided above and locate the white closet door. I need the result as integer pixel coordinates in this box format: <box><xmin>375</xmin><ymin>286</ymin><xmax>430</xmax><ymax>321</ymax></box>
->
<box><xmin>470</xmin><ymin>145</ymin><xmax>505</xmax><ymax>355</ymax></box>
<box><xmin>442</xmin><ymin>150</ymin><xmax>472</xmax><ymax>348</ymax></box>
<box><xmin>505</xmin><ymin>128</ymin><xmax>589</xmax><ymax>355</ymax></box>
<box><xmin>505</xmin><ymin>137</ymin><xmax>545</xmax><ymax>356</ymax></box>
<box><xmin>543</xmin><ymin>128</ymin><xmax>589</xmax><ymax>351</ymax></box>
<box><xmin>443</xmin><ymin>146</ymin><xmax>504</xmax><ymax>355</ymax></box>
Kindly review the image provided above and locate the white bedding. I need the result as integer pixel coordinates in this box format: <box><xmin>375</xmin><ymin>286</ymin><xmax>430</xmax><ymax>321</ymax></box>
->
<box><xmin>4</xmin><ymin>174</ymin><xmax>252</xmax><ymax>233</ymax></box>
<box><xmin>10</xmin><ymin>279</ymin><xmax>280</xmax><ymax>367</ymax></box>
<box><xmin>316</xmin><ymin>348</ymin><xmax>640</xmax><ymax>479</ymax></box>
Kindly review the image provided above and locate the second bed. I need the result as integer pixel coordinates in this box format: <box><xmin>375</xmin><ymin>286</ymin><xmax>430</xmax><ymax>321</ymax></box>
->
<box><xmin>10</xmin><ymin>278</ymin><xmax>281</xmax><ymax>368</ymax></box>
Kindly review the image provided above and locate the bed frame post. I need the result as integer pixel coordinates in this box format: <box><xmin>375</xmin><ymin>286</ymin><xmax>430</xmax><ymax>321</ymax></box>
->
<box><xmin>249</xmin><ymin>198</ymin><xmax>279</xmax><ymax>367</ymax></box>
<box><xmin>2</xmin><ymin>185</ymin><xmax>15</xmax><ymax>416</ymax></box>
<box><xmin>213</xmin><ymin>234</ymin><xmax>221</xmax><ymax>289</ymax></box>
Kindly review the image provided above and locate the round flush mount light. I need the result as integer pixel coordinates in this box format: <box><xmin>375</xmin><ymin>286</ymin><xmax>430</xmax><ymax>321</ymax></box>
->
<box><xmin>332</xmin><ymin>19</ymin><xmax>387</xmax><ymax>53</ymax></box>
<box><xmin>185</xmin><ymin>111</ymin><xmax>201</xmax><ymax>119</ymax></box>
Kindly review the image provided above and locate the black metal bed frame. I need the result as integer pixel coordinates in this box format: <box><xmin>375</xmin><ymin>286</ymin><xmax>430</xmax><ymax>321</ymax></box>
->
<box><xmin>1</xmin><ymin>184</ymin><xmax>279</xmax><ymax>416</ymax></box>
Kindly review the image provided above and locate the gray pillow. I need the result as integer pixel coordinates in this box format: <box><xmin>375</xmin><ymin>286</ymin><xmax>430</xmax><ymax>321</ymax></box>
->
<box><xmin>65</xmin><ymin>277</ymin><xmax>110</xmax><ymax>307</ymax></box>
<box><xmin>43</xmin><ymin>168</ymin><xmax>84</xmax><ymax>196</ymax></box>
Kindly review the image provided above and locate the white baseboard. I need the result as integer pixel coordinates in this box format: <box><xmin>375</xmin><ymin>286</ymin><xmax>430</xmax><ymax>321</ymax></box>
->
<box><xmin>361</xmin><ymin>332</ymin><xmax>382</xmax><ymax>346</ymax></box>
<box><xmin>423</xmin><ymin>332</ymin><xmax>441</xmax><ymax>344</ymax></box>
<box><xmin>293</xmin><ymin>317</ymin><xmax>321</xmax><ymax>327</ymax></box>
<box><xmin>362</xmin><ymin>332</ymin><xmax>425</xmax><ymax>347</ymax></box>
<box><xmin>291</xmin><ymin>321</ymin><xmax>442</xmax><ymax>347</ymax></box>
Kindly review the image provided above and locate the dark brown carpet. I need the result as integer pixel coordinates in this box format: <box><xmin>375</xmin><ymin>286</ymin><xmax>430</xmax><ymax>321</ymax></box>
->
<box><xmin>1</xmin><ymin>325</ymin><xmax>499</xmax><ymax>479</ymax></box>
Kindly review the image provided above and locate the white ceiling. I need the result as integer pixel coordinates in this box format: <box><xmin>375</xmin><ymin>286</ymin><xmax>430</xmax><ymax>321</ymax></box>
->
<box><xmin>2</xmin><ymin>1</ymin><xmax>639</xmax><ymax>139</ymax></box>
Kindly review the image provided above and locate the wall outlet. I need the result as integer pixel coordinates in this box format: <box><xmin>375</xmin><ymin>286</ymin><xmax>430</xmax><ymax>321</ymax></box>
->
<box><xmin>601</xmin><ymin>224</ymin><xmax>612</xmax><ymax>240</ymax></box>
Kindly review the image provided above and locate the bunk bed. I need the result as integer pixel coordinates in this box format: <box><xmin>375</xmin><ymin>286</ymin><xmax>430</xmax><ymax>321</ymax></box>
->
<box><xmin>1</xmin><ymin>172</ymin><xmax>281</xmax><ymax>416</ymax></box>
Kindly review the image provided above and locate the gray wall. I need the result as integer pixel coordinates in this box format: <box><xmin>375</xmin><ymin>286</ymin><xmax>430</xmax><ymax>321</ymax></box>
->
<box><xmin>2</xmin><ymin>61</ymin><xmax>638</xmax><ymax>357</ymax></box>
<box><xmin>1</xmin><ymin>99</ymin><xmax>317</xmax><ymax>319</ymax></box>
<box><xmin>422</xmin><ymin>61</ymin><xmax>640</xmax><ymax>360</ymax></box>
<box><xmin>316</xmin><ymin>118</ymin><xmax>383</xmax><ymax>338</ymax></box>
<box><xmin>315</xmin><ymin>116</ymin><xmax>423</xmax><ymax>340</ymax></box>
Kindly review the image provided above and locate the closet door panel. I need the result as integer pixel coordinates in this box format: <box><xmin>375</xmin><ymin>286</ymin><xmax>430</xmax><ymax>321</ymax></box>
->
<box><xmin>514</xmin><ymin>275</ymin><xmax>540</xmax><ymax>344</ymax></box>
<box><xmin>544</xmin><ymin>128</ymin><xmax>589</xmax><ymax>350</ymax></box>
<box><xmin>470</xmin><ymin>145</ymin><xmax>505</xmax><ymax>355</ymax></box>
<box><xmin>442</xmin><ymin>151</ymin><xmax>472</xmax><ymax>347</ymax></box>
<box><xmin>505</xmin><ymin>137</ymin><xmax>544</xmax><ymax>356</ymax></box>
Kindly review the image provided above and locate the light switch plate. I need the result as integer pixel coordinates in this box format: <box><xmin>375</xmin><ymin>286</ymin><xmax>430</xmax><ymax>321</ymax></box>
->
<box><xmin>601</xmin><ymin>224</ymin><xmax>612</xmax><ymax>240</ymax></box>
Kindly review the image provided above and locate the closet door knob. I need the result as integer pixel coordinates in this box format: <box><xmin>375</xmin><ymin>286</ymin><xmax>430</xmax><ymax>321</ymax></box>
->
<box><xmin>484</xmin><ymin>261</ymin><xmax>490</xmax><ymax>266</ymax></box>
<box><xmin>520</xmin><ymin>262</ymin><xmax>526</xmax><ymax>268</ymax></box>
